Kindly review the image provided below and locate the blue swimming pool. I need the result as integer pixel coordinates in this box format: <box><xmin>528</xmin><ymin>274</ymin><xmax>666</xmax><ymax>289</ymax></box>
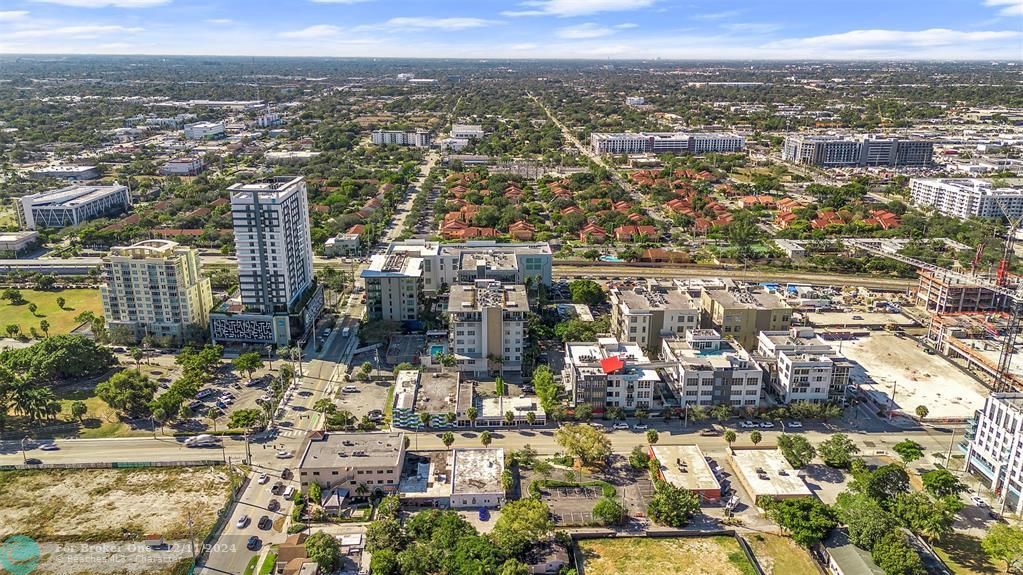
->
<box><xmin>430</xmin><ymin>344</ymin><xmax>445</xmax><ymax>357</ymax></box>
<box><xmin>599</xmin><ymin>255</ymin><xmax>623</xmax><ymax>262</ymax></box>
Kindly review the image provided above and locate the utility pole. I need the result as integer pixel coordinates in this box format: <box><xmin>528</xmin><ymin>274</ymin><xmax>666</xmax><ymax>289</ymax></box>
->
<box><xmin>944</xmin><ymin>427</ymin><xmax>957</xmax><ymax>468</ymax></box>
<box><xmin>245</xmin><ymin>433</ymin><xmax>252</xmax><ymax>466</ymax></box>
<box><xmin>21</xmin><ymin>436</ymin><xmax>28</xmax><ymax>463</ymax></box>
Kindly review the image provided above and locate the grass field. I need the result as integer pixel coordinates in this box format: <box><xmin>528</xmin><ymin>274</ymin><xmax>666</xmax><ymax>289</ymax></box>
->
<box><xmin>0</xmin><ymin>288</ymin><xmax>102</xmax><ymax>336</ymax></box>
<box><xmin>744</xmin><ymin>533</ymin><xmax>819</xmax><ymax>575</ymax></box>
<box><xmin>933</xmin><ymin>533</ymin><xmax>1002</xmax><ymax>575</ymax></box>
<box><xmin>579</xmin><ymin>536</ymin><xmax>756</xmax><ymax>575</ymax></box>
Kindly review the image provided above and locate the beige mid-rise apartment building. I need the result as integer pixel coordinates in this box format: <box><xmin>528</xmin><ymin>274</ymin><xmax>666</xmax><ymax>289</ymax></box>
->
<box><xmin>101</xmin><ymin>239</ymin><xmax>213</xmax><ymax>344</ymax></box>
<box><xmin>447</xmin><ymin>279</ymin><xmax>528</xmax><ymax>375</ymax></box>
<box><xmin>699</xmin><ymin>281</ymin><xmax>792</xmax><ymax>350</ymax></box>
<box><xmin>298</xmin><ymin>432</ymin><xmax>407</xmax><ymax>497</ymax></box>
<box><xmin>610</xmin><ymin>283</ymin><xmax>700</xmax><ymax>352</ymax></box>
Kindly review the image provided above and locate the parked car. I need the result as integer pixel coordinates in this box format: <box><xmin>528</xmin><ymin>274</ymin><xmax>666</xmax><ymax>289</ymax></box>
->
<box><xmin>39</xmin><ymin>443</ymin><xmax>60</xmax><ymax>451</ymax></box>
<box><xmin>276</xmin><ymin>450</ymin><xmax>293</xmax><ymax>459</ymax></box>
<box><xmin>699</xmin><ymin>428</ymin><xmax>721</xmax><ymax>437</ymax></box>
<box><xmin>283</xmin><ymin>486</ymin><xmax>296</xmax><ymax>499</ymax></box>
<box><xmin>759</xmin><ymin>421</ymin><xmax>775</xmax><ymax>429</ymax></box>
<box><xmin>267</xmin><ymin>499</ymin><xmax>280</xmax><ymax>512</ymax></box>
<box><xmin>24</xmin><ymin>458</ymin><xmax>42</xmax><ymax>465</ymax></box>
<box><xmin>478</xmin><ymin>508</ymin><xmax>490</xmax><ymax>521</ymax></box>
<box><xmin>739</xmin><ymin>421</ymin><xmax>757</xmax><ymax>429</ymax></box>
<box><xmin>589</xmin><ymin>423</ymin><xmax>606</xmax><ymax>430</ymax></box>
<box><xmin>257</xmin><ymin>473</ymin><xmax>269</xmax><ymax>484</ymax></box>
<box><xmin>612</xmin><ymin>422</ymin><xmax>630</xmax><ymax>430</ymax></box>
<box><xmin>246</xmin><ymin>536</ymin><xmax>260</xmax><ymax>551</ymax></box>
<box><xmin>788</xmin><ymin>421</ymin><xmax>803</xmax><ymax>428</ymax></box>
<box><xmin>258</xmin><ymin>515</ymin><xmax>272</xmax><ymax>530</ymax></box>
<box><xmin>971</xmin><ymin>496</ymin><xmax>987</xmax><ymax>507</ymax></box>
<box><xmin>341</xmin><ymin>386</ymin><xmax>358</xmax><ymax>393</ymax></box>
<box><xmin>235</xmin><ymin>515</ymin><xmax>250</xmax><ymax>528</ymax></box>
<box><xmin>271</xmin><ymin>482</ymin><xmax>284</xmax><ymax>495</ymax></box>
<box><xmin>633</xmin><ymin>423</ymin><xmax>648</xmax><ymax>430</ymax></box>
<box><xmin>281</xmin><ymin>468</ymin><xmax>293</xmax><ymax>480</ymax></box>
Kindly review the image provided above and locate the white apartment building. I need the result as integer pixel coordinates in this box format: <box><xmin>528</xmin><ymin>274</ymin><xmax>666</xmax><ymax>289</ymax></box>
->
<box><xmin>386</xmin><ymin>240</ymin><xmax>552</xmax><ymax>293</ymax></box>
<box><xmin>564</xmin><ymin>337</ymin><xmax>660</xmax><ymax>412</ymax></box>
<box><xmin>183</xmin><ymin>121</ymin><xmax>225</xmax><ymax>140</ymax></box>
<box><xmin>625</xmin><ymin>96</ymin><xmax>645</xmax><ymax>106</ymax></box>
<box><xmin>756</xmin><ymin>327</ymin><xmax>851</xmax><ymax>404</ymax></box>
<box><xmin>610</xmin><ymin>284</ymin><xmax>700</xmax><ymax>352</ymax></box>
<box><xmin>370</xmin><ymin>129</ymin><xmax>432</xmax><ymax>148</ymax></box>
<box><xmin>447</xmin><ymin>280</ymin><xmax>528</xmax><ymax>375</ymax></box>
<box><xmin>362</xmin><ymin>253</ymin><xmax>422</xmax><ymax>322</ymax></box>
<box><xmin>781</xmin><ymin>135</ymin><xmax>933</xmax><ymax>167</ymax></box>
<box><xmin>16</xmin><ymin>184</ymin><xmax>131</xmax><ymax>230</ymax></box>
<box><xmin>229</xmin><ymin>176</ymin><xmax>314</xmax><ymax>315</ymax></box>
<box><xmin>660</xmin><ymin>329</ymin><xmax>763</xmax><ymax>408</ymax></box>
<box><xmin>966</xmin><ymin>394</ymin><xmax>1023</xmax><ymax>514</ymax></box>
<box><xmin>299</xmin><ymin>432</ymin><xmax>407</xmax><ymax>496</ymax></box>
<box><xmin>450</xmin><ymin>124</ymin><xmax>485</xmax><ymax>139</ymax></box>
<box><xmin>160</xmin><ymin>156</ymin><xmax>205</xmax><ymax>176</ymax></box>
<box><xmin>590</xmin><ymin>132</ymin><xmax>745</xmax><ymax>155</ymax></box>
<box><xmin>910</xmin><ymin>178</ymin><xmax>1023</xmax><ymax>220</ymax></box>
<box><xmin>100</xmin><ymin>240</ymin><xmax>213</xmax><ymax>343</ymax></box>
<box><xmin>30</xmin><ymin>165</ymin><xmax>100</xmax><ymax>181</ymax></box>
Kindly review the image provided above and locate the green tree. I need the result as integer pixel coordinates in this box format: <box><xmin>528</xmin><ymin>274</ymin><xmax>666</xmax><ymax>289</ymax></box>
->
<box><xmin>38</xmin><ymin>320</ymin><xmax>49</xmax><ymax>337</ymax></box>
<box><xmin>441</xmin><ymin>431</ymin><xmax>455</xmax><ymax>448</ymax></box>
<box><xmin>305</xmin><ymin>531</ymin><xmax>341</xmax><ymax>572</ymax></box>
<box><xmin>499</xmin><ymin>559</ymin><xmax>530</xmax><ymax>575</ymax></box>
<box><xmin>27</xmin><ymin>303</ymin><xmax>37</xmax><ymax>316</ymax></box>
<box><xmin>762</xmin><ymin>497</ymin><xmax>837</xmax><ymax>547</ymax></box>
<box><xmin>480</xmin><ymin>431</ymin><xmax>492</xmax><ymax>447</ymax></box>
<box><xmin>818</xmin><ymin>433</ymin><xmax>859</xmax><ymax>469</ymax></box>
<box><xmin>313</xmin><ymin>398</ymin><xmax>336</xmax><ymax>414</ymax></box>
<box><xmin>915</xmin><ymin>405</ymin><xmax>929</xmax><ymax>419</ymax></box>
<box><xmin>922</xmin><ymin>468</ymin><xmax>968</xmax><ymax>498</ymax></box>
<box><xmin>130</xmin><ymin>347</ymin><xmax>144</xmax><ymax>374</ymax></box>
<box><xmin>568</xmin><ymin>279</ymin><xmax>605</xmax><ymax>306</ymax></box>
<box><xmin>56</xmin><ymin>296</ymin><xmax>66</xmax><ymax>309</ymax></box>
<box><xmin>891</xmin><ymin>491</ymin><xmax>960</xmax><ymax>542</ymax></box>
<box><xmin>466</xmin><ymin>406</ymin><xmax>478</xmax><ymax>425</ymax></box>
<box><xmin>366</xmin><ymin>518</ymin><xmax>406</xmax><ymax>553</ymax></box>
<box><xmin>492</xmin><ymin>499</ymin><xmax>552</xmax><ymax>556</ymax></box>
<box><xmin>750</xmin><ymin>431</ymin><xmax>763</xmax><ymax>446</ymax></box>
<box><xmin>851</xmin><ymin>461</ymin><xmax>910</xmax><ymax>504</ymax></box>
<box><xmin>646</xmin><ymin>429</ymin><xmax>659</xmax><ymax>445</ymax></box>
<box><xmin>370</xmin><ymin>549</ymin><xmax>400</xmax><ymax>575</ymax></box>
<box><xmin>982</xmin><ymin>524</ymin><xmax>1023</xmax><ymax>573</ymax></box>
<box><xmin>629</xmin><ymin>445</ymin><xmax>650</xmax><ymax>470</ymax></box>
<box><xmin>69</xmin><ymin>400</ymin><xmax>87</xmax><ymax>422</ymax></box>
<box><xmin>892</xmin><ymin>440</ymin><xmax>924</xmax><ymax>464</ymax></box>
<box><xmin>834</xmin><ymin>491</ymin><xmax>899</xmax><ymax>550</ymax></box>
<box><xmin>228</xmin><ymin>408</ymin><xmax>264</xmax><ymax>430</ymax></box>
<box><xmin>593</xmin><ymin>497</ymin><xmax>626</xmax><ymax>526</ymax></box>
<box><xmin>95</xmin><ymin>371</ymin><xmax>156</xmax><ymax>418</ymax></box>
<box><xmin>724</xmin><ymin>430</ymin><xmax>737</xmax><ymax>446</ymax></box>
<box><xmin>646</xmin><ymin>481</ymin><xmax>700</xmax><ymax>528</ymax></box>
<box><xmin>233</xmin><ymin>351</ymin><xmax>263</xmax><ymax>380</ymax></box>
<box><xmin>533</xmin><ymin>365</ymin><xmax>559</xmax><ymax>412</ymax></box>
<box><xmin>712</xmin><ymin>404</ymin><xmax>731</xmax><ymax>422</ymax></box>
<box><xmin>555</xmin><ymin>423</ymin><xmax>612</xmax><ymax>466</ymax></box>
<box><xmin>777</xmin><ymin>434</ymin><xmax>816</xmax><ymax>468</ymax></box>
<box><xmin>872</xmin><ymin>531</ymin><xmax>926</xmax><ymax>575</ymax></box>
<box><xmin>574</xmin><ymin>404</ymin><xmax>593</xmax><ymax>422</ymax></box>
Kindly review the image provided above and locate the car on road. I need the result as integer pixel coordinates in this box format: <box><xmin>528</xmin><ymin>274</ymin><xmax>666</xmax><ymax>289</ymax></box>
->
<box><xmin>267</xmin><ymin>499</ymin><xmax>280</xmax><ymax>512</ymax></box>
<box><xmin>258</xmin><ymin>515</ymin><xmax>272</xmax><ymax>530</ymax></box>
<box><xmin>24</xmin><ymin>458</ymin><xmax>42</xmax><ymax>465</ymax></box>
<box><xmin>322</xmin><ymin>328</ymin><xmax>332</xmax><ymax>338</ymax></box>
<box><xmin>589</xmin><ymin>422</ymin><xmax>605</xmax><ymax>430</ymax></box>
<box><xmin>788</xmin><ymin>421</ymin><xmax>803</xmax><ymax>428</ymax></box>
<box><xmin>739</xmin><ymin>421</ymin><xmax>757</xmax><ymax>429</ymax></box>
<box><xmin>852</xmin><ymin>315</ymin><xmax>864</xmax><ymax>320</ymax></box>
<box><xmin>39</xmin><ymin>443</ymin><xmax>59</xmax><ymax>451</ymax></box>
<box><xmin>633</xmin><ymin>423</ymin><xmax>648</xmax><ymax>430</ymax></box>
<box><xmin>612</xmin><ymin>422</ymin><xmax>630</xmax><ymax>430</ymax></box>
<box><xmin>759</xmin><ymin>421</ymin><xmax>775</xmax><ymax>428</ymax></box>
<box><xmin>276</xmin><ymin>450</ymin><xmax>293</xmax><ymax>459</ymax></box>
<box><xmin>246</xmin><ymin>536</ymin><xmax>260</xmax><ymax>551</ymax></box>
<box><xmin>257</xmin><ymin>473</ymin><xmax>269</xmax><ymax>484</ymax></box>
<box><xmin>971</xmin><ymin>496</ymin><xmax>987</xmax><ymax>507</ymax></box>
<box><xmin>699</xmin><ymin>429</ymin><xmax>721</xmax><ymax>437</ymax></box>
<box><xmin>236</xmin><ymin>515</ymin><xmax>250</xmax><ymax>528</ymax></box>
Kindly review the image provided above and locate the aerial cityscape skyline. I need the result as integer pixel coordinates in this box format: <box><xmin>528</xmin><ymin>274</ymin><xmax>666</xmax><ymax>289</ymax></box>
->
<box><xmin>0</xmin><ymin>0</ymin><xmax>1020</xmax><ymax>59</ymax></box>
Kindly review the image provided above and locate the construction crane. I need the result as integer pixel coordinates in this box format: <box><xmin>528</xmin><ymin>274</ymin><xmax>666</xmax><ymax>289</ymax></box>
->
<box><xmin>846</xmin><ymin>238</ymin><xmax>1023</xmax><ymax>392</ymax></box>
<box><xmin>994</xmin><ymin>198</ymin><xmax>1023</xmax><ymax>287</ymax></box>
<box><xmin>972</xmin><ymin>242</ymin><xmax>986</xmax><ymax>276</ymax></box>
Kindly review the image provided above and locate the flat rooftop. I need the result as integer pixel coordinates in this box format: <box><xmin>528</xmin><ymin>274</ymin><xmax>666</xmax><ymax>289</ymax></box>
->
<box><xmin>227</xmin><ymin>176</ymin><xmax>304</xmax><ymax>198</ymax></box>
<box><xmin>26</xmin><ymin>184</ymin><xmax>126</xmax><ymax>207</ymax></box>
<box><xmin>451</xmin><ymin>448</ymin><xmax>504</xmax><ymax>495</ymax></box>
<box><xmin>730</xmin><ymin>448</ymin><xmax>812</xmax><ymax>499</ymax></box>
<box><xmin>705</xmin><ymin>286</ymin><xmax>789</xmax><ymax>311</ymax></box>
<box><xmin>398</xmin><ymin>450</ymin><xmax>452</xmax><ymax>499</ymax></box>
<box><xmin>414</xmin><ymin>371</ymin><xmax>459</xmax><ymax>414</ymax></box>
<box><xmin>615</xmin><ymin>286</ymin><xmax>698</xmax><ymax>312</ymax></box>
<box><xmin>363</xmin><ymin>253</ymin><xmax>423</xmax><ymax>278</ymax></box>
<box><xmin>447</xmin><ymin>281</ymin><xmax>528</xmax><ymax>312</ymax></box>
<box><xmin>460</xmin><ymin>251</ymin><xmax>517</xmax><ymax>272</ymax></box>
<box><xmin>300</xmin><ymin>432</ymin><xmax>404</xmax><ymax>470</ymax></box>
<box><xmin>651</xmin><ymin>445</ymin><xmax>721</xmax><ymax>493</ymax></box>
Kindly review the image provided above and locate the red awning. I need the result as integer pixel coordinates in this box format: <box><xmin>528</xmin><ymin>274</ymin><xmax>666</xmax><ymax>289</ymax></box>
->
<box><xmin>600</xmin><ymin>356</ymin><xmax>625</xmax><ymax>374</ymax></box>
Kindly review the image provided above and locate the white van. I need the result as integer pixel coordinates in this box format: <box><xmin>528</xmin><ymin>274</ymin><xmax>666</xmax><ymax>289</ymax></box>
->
<box><xmin>341</xmin><ymin>327</ymin><xmax>351</xmax><ymax>338</ymax></box>
<box><xmin>283</xmin><ymin>485</ymin><xmax>296</xmax><ymax>499</ymax></box>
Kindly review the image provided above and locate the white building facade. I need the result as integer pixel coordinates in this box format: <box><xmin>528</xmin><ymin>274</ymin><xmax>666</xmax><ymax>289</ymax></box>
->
<box><xmin>447</xmin><ymin>280</ymin><xmax>528</xmax><ymax>375</ymax></box>
<box><xmin>609</xmin><ymin>285</ymin><xmax>700</xmax><ymax>351</ymax></box>
<box><xmin>564</xmin><ymin>337</ymin><xmax>660</xmax><ymax>412</ymax></box>
<box><xmin>371</xmin><ymin>129</ymin><xmax>432</xmax><ymax>147</ymax></box>
<box><xmin>756</xmin><ymin>327</ymin><xmax>851</xmax><ymax>404</ymax></box>
<box><xmin>17</xmin><ymin>184</ymin><xmax>131</xmax><ymax>230</ymax></box>
<box><xmin>966</xmin><ymin>394</ymin><xmax>1023</xmax><ymax>514</ymax></box>
<box><xmin>910</xmin><ymin>178</ymin><xmax>1023</xmax><ymax>219</ymax></box>
<box><xmin>660</xmin><ymin>330</ymin><xmax>763</xmax><ymax>408</ymax></box>
<box><xmin>101</xmin><ymin>240</ymin><xmax>213</xmax><ymax>343</ymax></box>
<box><xmin>183</xmin><ymin>121</ymin><xmax>225</xmax><ymax>140</ymax></box>
<box><xmin>782</xmin><ymin>135</ymin><xmax>933</xmax><ymax>167</ymax></box>
<box><xmin>362</xmin><ymin>253</ymin><xmax>422</xmax><ymax>322</ymax></box>
<box><xmin>590</xmin><ymin>132</ymin><xmax>745</xmax><ymax>155</ymax></box>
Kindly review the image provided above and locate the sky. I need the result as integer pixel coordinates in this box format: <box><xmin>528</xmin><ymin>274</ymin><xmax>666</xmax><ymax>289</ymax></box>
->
<box><xmin>0</xmin><ymin>0</ymin><xmax>1021</xmax><ymax>60</ymax></box>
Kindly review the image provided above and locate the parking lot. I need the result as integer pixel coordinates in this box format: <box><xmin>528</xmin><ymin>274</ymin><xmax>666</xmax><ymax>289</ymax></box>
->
<box><xmin>333</xmin><ymin>377</ymin><xmax>392</xmax><ymax>419</ymax></box>
<box><xmin>521</xmin><ymin>455</ymin><xmax>654</xmax><ymax>527</ymax></box>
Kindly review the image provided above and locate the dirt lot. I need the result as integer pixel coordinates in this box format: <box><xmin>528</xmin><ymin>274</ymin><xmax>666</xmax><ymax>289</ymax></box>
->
<box><xmin>743</xmin><ymin>533</ymin><xmax>819</xmax><ymax>575</ymax></box>
<box><xmin>0</xmin><ymin>467</ymin><xmax>238</xmax><ymax>543</ymax></box>
<box><xmin>579</xmin><ymin>536</ymin><xmax>755</xmax><ymax>575</ymax></box>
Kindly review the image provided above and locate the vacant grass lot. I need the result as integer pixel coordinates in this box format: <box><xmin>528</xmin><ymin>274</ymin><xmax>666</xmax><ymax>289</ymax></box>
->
<box><xmin>579</xmin><ymin>536</ymin><xmax>756</xmax><ymax>575</ymax></box>
<box><xmin>744</xmin><ymin>533</ymin><xmax>819</xmax><ymax>575</ymax></box>
<box><xmin>0</xmin><ymin>467</ymin><xmax>237</xmax><ymax>543</ymax></box>
<box><xmin>933</xmin><ymin>533</ymin><xmax>1002</xmax><ymax>575</ymax></box>
<box><xmin>0</xmin><ymin>288</ymin><xmax>102</xmax><ymax>336</ymax></box>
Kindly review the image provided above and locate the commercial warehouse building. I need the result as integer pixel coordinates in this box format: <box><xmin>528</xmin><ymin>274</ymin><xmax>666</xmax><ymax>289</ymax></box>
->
<box><xmin>729</xmin><ymin>447</ymin><xmax>812</xmax><ymax>504</ymax></box>
<box><xmin>650</xmin><ymin>444</ymin><xmax>722</xmax><ymax>503</ymax></box>
<box><xmin>16</xmin><ymin>184</ymin><xmax>131</xmax><ymax>230</ymax></box>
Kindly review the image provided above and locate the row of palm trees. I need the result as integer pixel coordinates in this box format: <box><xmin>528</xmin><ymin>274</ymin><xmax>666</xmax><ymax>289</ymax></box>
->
<box><xmin>0</xmin><ymin>369</ymin><xmax>62</xmax><ymax>429</ymax></box>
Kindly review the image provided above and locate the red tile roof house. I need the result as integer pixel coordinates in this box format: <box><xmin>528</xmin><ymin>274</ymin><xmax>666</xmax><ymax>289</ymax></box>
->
<box><xmin>508</xmin><ymin>220</ymin><xmax>536</xmax><ymax>241</ymax></box>
<box><xmin>560</xmin><ymin>205</ymin><xmax>583</xmax><ymax>217</ymax></box>
<box><xmin>579</xmin><ymin>223</ymin><xmax>607</xmax><ymax>243</ymax></box>
<box><xmin>862</xmin><ymin>209</ymin><xmax>901</xmax><ymax>230</ymax></box>
<box><xmin>775</xmin><ymin>211</ymin><xmax>799</xmax><ymax>229</ymax></box>
<box><xmin>614</xmin><ymin>225</ymin><xmax>657</xmax><ymax>242</ymax></box>
<box><xmin>811</xmin><ymin>210</ymin><xmax>847</xmax><ymax>230</ymax></box>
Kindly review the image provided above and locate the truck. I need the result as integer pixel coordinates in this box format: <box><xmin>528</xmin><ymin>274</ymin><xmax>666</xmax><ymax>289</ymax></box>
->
<box><xmin>184</xmin><ymin>434</ymin><xmax>221</xmax><ymax>448</ymax></box>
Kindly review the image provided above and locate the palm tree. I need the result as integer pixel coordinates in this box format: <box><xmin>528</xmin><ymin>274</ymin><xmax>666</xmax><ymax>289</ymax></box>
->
<box><xmin>750</xmin><ymin>431</ymin><xmax>763</xmax><ymax>446</ymax></box>
<box><xmin>635</xmin><ymin>408</ymin><xmax>648</xmax><ymax>423</ymax></box>
<box><xmin>439</xmin><ymin>353</ymin><xmax>456</xmax><ymax>373</ymax></box>
<box><xmin>441</xmin><ymin>431</ymin><xmax>455</xmax><ymax>447</ymax></box>
<box><xmin>445</xmin><ymin>411</ymin><xmax>457</xmax><ymax>426</ymax></box>
<box><xmin>207</xmin><ymin>407</ymin><xmax>219</xmax><ymax>433</ymax></box>
<box><xmin>419</xmin><ymin>411</ymin><xmax>431</xmax><ymax>430</ymax></box>
<box><xmin>39</xmin><ymin>320</ymin><xmax>49</xmax><ymax>338</ymax></box>
<box><xmin>480</xmin><ymin>431</ymin><xmax>492</xmax><ymax>447</ymax></box>
<box><xmin>526</xmin><ymin>411</ymin><xmax>537</xmax><ymax>425</ymax></box>
<box><xmin>153</xmin><ymin>407</ymin><xmax>167</xmax><ymax>435</ymax></box>
<box><xmin>466</xmin><ymin>406</ymin><xmax>478</xmax><ymax>427</ymax></box>
<box><xmin>355</xmin><ymin>484</ymin><xmax>369</xmax><ymax>499</ymax></box>
<box><xmin>503</xmin><ymin>410</ymin><xmax>515</xmax><ymax>426</ymax></box>
<box><xmin>724</xmin><ymin>430</ymin><xmax>737</xmax><ymax>447</ymax></box>
<box><xmin>130</xmin><ymin>348</ymin><xmax>144</xmax><ymax>374</ymax></box>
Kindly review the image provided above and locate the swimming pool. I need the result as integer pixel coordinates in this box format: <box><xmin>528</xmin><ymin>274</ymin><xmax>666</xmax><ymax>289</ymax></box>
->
<box><xmin>599</xmin><ymin>255</ymin><xmax>623</xmax><ymax>262</ymax></box>
<box><xmin>430</xmin><ymin>344</ymin><xmax>446</xmax><ymax>357</ymax></box>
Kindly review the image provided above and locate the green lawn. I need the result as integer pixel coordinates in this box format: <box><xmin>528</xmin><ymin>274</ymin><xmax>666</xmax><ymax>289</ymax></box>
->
<box><xmin>744</xmin><ymin>533</ymin><xmax>819</xmax><ymax>575</ymax></box>
<box><xmin>242</xmin><ymin>555</ymin><xmax>259</xmax><ymax>575</ymax></box>
<box><xmin>0</xmin><ymin>288</ymin><xmax>102</xmax><ymax>336</ymax></box>
<box><xmin>258</xmin><ymin>550</ymin><xmax>278</xmax><ymax>575</ymax></box>
<box><xmin>933</xmin><ymin>533</ymin><xmax>1002</xmax><ymax>575</ymax></box>
<box><xmin>580</xmin><ymin>536</ymin><xmax>756</xmax><ymax>575</ymax></box>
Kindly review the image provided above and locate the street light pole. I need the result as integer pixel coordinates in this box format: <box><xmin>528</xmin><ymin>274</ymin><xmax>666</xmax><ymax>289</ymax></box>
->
<box><xmin>21</xmin><ymin>436</ymin><xmax>28</xmax><ymax>463</ymax></box>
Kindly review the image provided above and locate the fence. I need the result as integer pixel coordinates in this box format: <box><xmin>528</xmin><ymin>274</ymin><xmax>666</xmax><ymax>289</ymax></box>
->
<box><xmin>0</xmin><ymin>459</ymin><xmax>225</xmax><ymax>472</ymax></box>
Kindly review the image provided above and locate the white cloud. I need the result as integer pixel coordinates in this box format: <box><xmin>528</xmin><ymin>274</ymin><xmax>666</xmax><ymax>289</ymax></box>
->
<box><xmin>557</xmin><ymin>23</ymin><xmax>614</xmax><ymax>39</ymax></box>
<box><xmin>205</xmin><ymin>18</ymin><xmax>234</xmax><ymax>25</ymax></box>
<box><xmin>375</xmin><ymin>17</ymin><xmax>499</xmax><ymax>31</ymax></box>
<box><xmin>0</xmin><ymin>11</ymin><xmax>29</xmax><ymax>20</ymax></box>
<box><xmin>502</xmin><ymin>0</ymin><xmax>654</xmax><ymax>17</ymax></box>
<box><xmin>32</xmin><ymin>0</ymin><xmax>167</xmax><ymax>7</ymax></box>
<box><xmin>692</xmin><ymin>10</ymin><xmax>741</xmax><ymax>21</ymax></box>
<box><xmin>985</xmin><ymin>0</ymin><xmax>1023</xmax><ymax>16</ymax></box>
<box><xmin>765</xmin><ymin>28</ymin><xmax>1021</xmax><ymax>50</ymax></box>
<box><xmin>280</xmin><ymin>24</ymin><xmax>342</xmax><ymax>39</ymax></box>
<box><xmin>614</xmin><ymin>22</ymin><xmax>638</xmax><ymax>29</ymax></box>
<box><xmin>723</xmin><ymin>22</ymin><xmax>782</xmax><ymax>34</ymax></box>
<box><xmin>11</xmin><ymin>24</ymin><xmax>143</xmax><ymax>38</ymax></box>
<box><xmin>510</xmin><ymin>43</ymin><xmax>538</xmax><ymax>50</ymax></box>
